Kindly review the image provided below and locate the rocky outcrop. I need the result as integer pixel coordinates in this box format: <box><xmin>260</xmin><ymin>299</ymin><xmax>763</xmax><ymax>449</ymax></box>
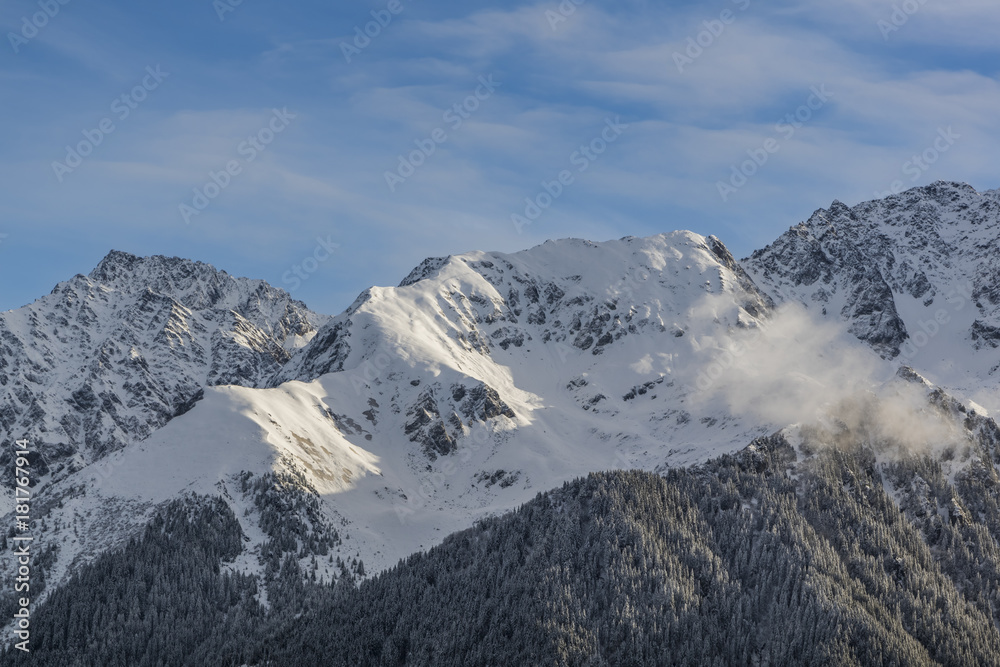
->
<box><xmin>0</xmin><ymin>251</ymin><xmax>327</xmax><ymax>476</ymax></box>
<box><xmin>744</xmin><ymin>182</ymin><xmax>1000</xmax><ymax>359</ymax></box>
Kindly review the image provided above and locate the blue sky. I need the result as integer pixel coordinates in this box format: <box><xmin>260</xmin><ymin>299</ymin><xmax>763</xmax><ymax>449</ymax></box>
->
<box><xmin>1</xmin><ymin>0</ymin><xmax>998</xmax><ymax>315</ymax></box>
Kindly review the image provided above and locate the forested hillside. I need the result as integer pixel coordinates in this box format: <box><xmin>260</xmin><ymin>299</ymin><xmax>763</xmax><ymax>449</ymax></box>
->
<box><xmin>253</xmin><ymin>432</ymin><xmax>1000</xmax><ymax>667</ymax></box>
<box><xmin>6</xmin><ymin>410</ymin><xmax>1000</xmax><ymax>666</ymax></box>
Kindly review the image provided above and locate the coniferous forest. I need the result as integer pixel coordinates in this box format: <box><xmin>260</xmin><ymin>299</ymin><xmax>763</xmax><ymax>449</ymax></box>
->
<box><xmin>4</xmin><ymin>424</ymin><xmax>1000</xmax><ymax>666</ymax></box>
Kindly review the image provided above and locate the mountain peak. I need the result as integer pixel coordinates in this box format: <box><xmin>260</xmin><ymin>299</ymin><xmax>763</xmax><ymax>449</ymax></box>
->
<box><xmin>88</xmin><ymin>249</ymin><xmax>138</xmax><ymax>282</ymax></box>
<box><xmin>84</xmin><ymin>250</ymin><xmax>311</xmax><ymax>316</ymax></box>
<box><xmin>0</xmin><ymin>250</ymin><xmax>328</xmax><ymax>477</ymax></box>
<box><xmin>95</xmin><ymin>248</ymin><xmax>141</xmax><ymax>267</ymax></box>
<box><xmin>277</xmin><ymin>228</ymin><xmax>773</xmax><ymax>389</ymax></box>
<box><xmin>925</xmin><ymin>179</ymin><xmax>978</xmax><ymax>193</ymax></box>
<box><xmin>870</xmin><ymin>180</ymin><xmax>981</xmax><ymax>209</ymax></box>
<box><xmin>88</xmin><ymin>250</ymin><xmax>226</xmax><ymax>291</ymax></box>
<box><xmin>745</xmin><ymin>180</ymin><xmax>1000</xmax><ymax>362</ymax></box>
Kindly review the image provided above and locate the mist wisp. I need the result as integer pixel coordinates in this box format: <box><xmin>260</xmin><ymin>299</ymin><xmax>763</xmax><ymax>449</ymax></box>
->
<box><xmin>686</xmin><ymin>302</ymin><xmax>969</xmax><ymax>456</ymax></box>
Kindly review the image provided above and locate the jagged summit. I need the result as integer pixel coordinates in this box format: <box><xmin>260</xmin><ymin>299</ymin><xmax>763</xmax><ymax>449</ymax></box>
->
<box><xmin>0</xmin><ymin>252</ymin><xmax>327</xmax><ymax>478</ymax></box>
<box><xmin>87</xmin><ymin>249</ymin><xmax>314</xmax><ymax>315</ymax></box>
<box><xmin>745</xmin><ymin>181</ymin><xmax>1000</xmax><ymax>375</ymax></box>
<box><xmin>88</xmin><ymin>250</ymin><xmax>214</xmax><ymax>290</ymax></box>
<box><xmin>89</xmin><ymin>249</ymin><xmax>143</xmax><ymax>278</ymax></box>
<box><xmin>277</xmin><ymin>230</ymin><xmax>771</xmax><ymax>385</ymax></box>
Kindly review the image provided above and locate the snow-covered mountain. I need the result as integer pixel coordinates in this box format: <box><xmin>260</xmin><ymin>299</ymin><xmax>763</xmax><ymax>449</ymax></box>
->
<box><xmin>745</xmin><ymin>181</ymin><xmax>1000</xmax><ymax>405</ymax></box>
<box><xmin>8</xmin><ymin>231</ymin><xmax>788</xmax><ymax>590</ymax></box>
<box><xmin>5</xmin><ymin>181</ymin><xmax>1000</xmax><ymax>614</ymax></box>
<box><xmin>0</xmin><ymin>251</ymin><xmax>326</xmax><ymax>481</ymax></box>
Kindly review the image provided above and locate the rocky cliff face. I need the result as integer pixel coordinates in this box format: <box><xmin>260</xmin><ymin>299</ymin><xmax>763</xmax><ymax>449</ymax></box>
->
<box><xmin>0</xmin><ymin>250</ymin><xmax>327</xmax><ymax>479</ymax></box>
<box><xmin>745</xmin><ymin>182</ymin><xmax>1000</xmax><ymax>367</ymax></box>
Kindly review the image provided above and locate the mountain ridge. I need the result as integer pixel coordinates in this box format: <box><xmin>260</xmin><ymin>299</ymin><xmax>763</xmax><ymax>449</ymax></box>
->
<box><xmin>745</xmin><ymin>181</ymin><xmax>1000</xmax><ymax>384</ymax></box>
<box><xmin>3</xmin><ymin>181</ymin><xmax>1000</xmax><ymax>640</ymax></box>
<box><xmin>0</xmin><ymin>250</ymin><xmax>327</xmax><ymax>482</ymax></box>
